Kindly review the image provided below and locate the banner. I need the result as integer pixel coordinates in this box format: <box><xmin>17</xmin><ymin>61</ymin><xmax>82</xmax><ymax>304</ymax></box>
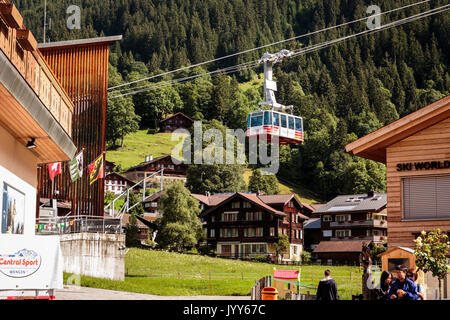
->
<box><xmin>89</xmin><ymin>155</ymin><xmax>104</xmax><ymax>185</ymax></box>
<box><xmin>69</xmin><ymin>151</ymin><xmax>84</xmax><ymax>182</ymax></box>
<box><xmin>48</xmin><ymin>162</ymin><xmax>62</xmax><ymax>181</ymax></box>
<box><xmin>0</xmin><ymin>235</ymin><xmax>63</xmax><ymax>292</ymax></box>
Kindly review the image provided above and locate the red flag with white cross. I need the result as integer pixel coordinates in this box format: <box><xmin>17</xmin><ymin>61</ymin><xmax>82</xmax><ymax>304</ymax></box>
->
<box><xmin>48</xmin><ymin>162</ymin><xmax>62</xmax><ymax>181</ymax></box>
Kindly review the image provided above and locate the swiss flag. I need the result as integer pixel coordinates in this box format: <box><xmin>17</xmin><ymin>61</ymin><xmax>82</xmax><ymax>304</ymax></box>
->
<box><xmin>48</xmin><ymin>162</ymin><xmax>62</xmax><ymax>181</ymax></box>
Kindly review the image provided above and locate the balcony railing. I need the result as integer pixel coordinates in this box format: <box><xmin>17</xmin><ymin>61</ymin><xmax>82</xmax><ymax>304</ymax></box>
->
<box><xmin>0</xmin><ymin>2</ymin><xmax>73</xmax><ymax>136</ymax></box>
<box><xmin>331</xmin><ymin>235</ymin><xmax>386</xmax><ymax>242</ymax></box>
<box><xmin>36</xmin><ymin>216</ymin><xmax>122</xmax><ymax>235</ymax></box>
<box><xmin>330</xmin><ymin>220</ymin><xmax>387</xmax><ymax>228</ymax></box>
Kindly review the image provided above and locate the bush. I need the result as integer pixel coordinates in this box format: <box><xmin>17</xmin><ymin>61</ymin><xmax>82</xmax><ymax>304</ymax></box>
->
<box><xmin>198</xmin><ymin>244</ymin><xmax>215</xmax><ymax>256</ymax></box>
<box><xmin>301</xmin><ymin>251</ymin><xmax>311</xmax><ymax>264</ymax></box>
<box><xmin>253</xmin><ymin>255</ymin><xmax>271</xmax><ymax>263</ymax></box>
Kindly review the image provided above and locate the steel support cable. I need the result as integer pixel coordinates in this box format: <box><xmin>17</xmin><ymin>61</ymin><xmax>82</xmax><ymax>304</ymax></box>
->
<box><xmin>108</xmin><ymin>0</ymin><xmax>432</xmax><ymax>91</ymax></box>
<box><xmin>109</xmin><ymin>4</ymin><xmax>449</xmax><ymax>99</ymax></box>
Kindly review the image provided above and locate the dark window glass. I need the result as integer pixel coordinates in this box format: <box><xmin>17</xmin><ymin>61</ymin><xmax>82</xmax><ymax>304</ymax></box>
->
<box><xmin>295</xmin><ymin>118</ymin><xmax>302</xmax><ymax>131</ymax></box>
<box><xmin>273</xmin><ymin>113</ymin><xmax>280</xmax><ymax>126</ymax></box>
<box><xmin>281</xmin><ymin>115</ymin><xmax>287</xmax><ymax>128</ymax></box>
<box><xmin>288</xmin><ymin>117</ymin><xmax>295</xmax><ymax>130</ymax></box>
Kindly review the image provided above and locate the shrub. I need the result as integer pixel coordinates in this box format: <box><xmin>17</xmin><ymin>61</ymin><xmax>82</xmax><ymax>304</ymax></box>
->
<box><xmin>253</xmin><ymin>255</ymin><xmax>271</xmax><ymax>263</ymax></box>
<box><xmin>300</xmin><ymin>251</ymin><xmax>311</xmax><ymax>264</ymax></box>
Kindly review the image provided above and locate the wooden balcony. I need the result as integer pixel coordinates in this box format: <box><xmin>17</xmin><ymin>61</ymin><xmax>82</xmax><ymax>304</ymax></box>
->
<box><xmin>0</xmin><ymin>2</ymin><xmax>75</xmax><ymax>162</ymax></box>
<box><xmin>330</xmin><ymin>219</ymin><xmax>387</xmax><ymax>228</ymax></box>
<box><xmin>331</xmin><ymin>235</ymin><xmax>386</xmax><ymax>242</ymax></box>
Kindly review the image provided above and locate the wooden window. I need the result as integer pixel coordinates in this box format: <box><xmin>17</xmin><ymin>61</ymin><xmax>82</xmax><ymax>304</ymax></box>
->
<box><xmin>336</xmin><ymin>229</ymin><xmax>351</xmax><ymax>237</ymax></box>
<box><xmin>231</xmin><ymin>201</ymin><xmax>240</xmax><ymax>209</ymax></box>
<box><xmin>210</xmin><ymin>229</ymin><xmax>215</xmax><ymax>237</ymax></box>
<box><xmin>323</xmin><ymin>230</ymin><xmax>332</xmax><ymax>237</ymax></box>
<box><xmin>222</xmin><ymin>212</ymin><xmax>237</xmax><ymax>222</ymax></box>
<box><xmin>323</xmin><ymin>215</ymin><xmax>332</xmax><ymax>222</ymax></box>
<box><xmin>243</xmin><ymin>202</ymin><xmax>251</xmax><ymax>208</ymax></box>
<box><xmin>403</xmin><ymin>175</ymin><xmax>450</xmax><ymax>220</ymax></box>
<box><xmin>270</xmin><ymin>227</ymin><xmax>275</xmax><ymax>237</ymax></box>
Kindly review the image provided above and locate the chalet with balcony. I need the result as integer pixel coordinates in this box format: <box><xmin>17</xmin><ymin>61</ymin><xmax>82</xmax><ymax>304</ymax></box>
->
<box><xmin>192</xmin><ymin>192</ymin><xmax>310</xmax><ymax>262</ymax></box>
<box><xmin>313</xmin><ymin>191</ymin><xmax>388</xmax><ymax>243</ymax></box>
<box><xmin>159</xmin><ymin>112</ymin><xmax>194</xmax><ymax>133</ymax></box>
<box><xmin>124</xmin><ymin>155</ymin><xmax>188</xmax><ymax>185</ymax></box>
<box><xmin>104</xmin><ymin>172</ymin><xmax>136</xmax><ymax>195</ymax></box>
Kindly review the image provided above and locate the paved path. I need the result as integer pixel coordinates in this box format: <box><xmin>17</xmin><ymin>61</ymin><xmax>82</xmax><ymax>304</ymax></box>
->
<box><xmin>56</xmin><ymin>285</ymin><xmax>251</xmax><ymax>300</ymax></box>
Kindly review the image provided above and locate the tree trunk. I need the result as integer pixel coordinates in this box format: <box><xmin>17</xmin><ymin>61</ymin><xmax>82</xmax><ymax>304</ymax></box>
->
<box><xmin>439</xmin><ymin>278</ymin><xmax>442</xmax><ymax>300</ymax></box>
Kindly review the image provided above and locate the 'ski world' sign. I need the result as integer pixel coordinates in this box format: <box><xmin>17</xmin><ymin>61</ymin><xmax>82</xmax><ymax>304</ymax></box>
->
<box><xmin>396</xmin><ymin>160</ymin><xmax>450</xmax><ymax>172</ymax></box>
<box><xmin>0</xmin><ymin>249</ymin><xmax>41</xmax><ymax>278</ymax></box>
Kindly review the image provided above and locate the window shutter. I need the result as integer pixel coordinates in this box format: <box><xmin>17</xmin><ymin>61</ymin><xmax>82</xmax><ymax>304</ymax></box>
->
<box><xmin>437</xmin><ymin>175</ymin><xmax>450</xmax><ymax>218</ymax></box>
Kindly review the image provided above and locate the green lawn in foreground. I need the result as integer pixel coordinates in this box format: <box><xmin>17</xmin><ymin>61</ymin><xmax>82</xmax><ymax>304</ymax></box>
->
<box><xmin>64</xmin><ymin>248</ymin><xmax>362</xmax><ymax>299</ymax></box>
<box><xmin>106</xmin><ymin>130</ymin><xmax>186</xmax><ymax>171</ymax></box>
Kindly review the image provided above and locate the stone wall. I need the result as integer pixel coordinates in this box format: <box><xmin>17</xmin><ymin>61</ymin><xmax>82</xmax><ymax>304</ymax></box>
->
<box><xmin>59</xmin><ymin>233</ymin><xmax>126</xmax><ymax>281</ymax></box>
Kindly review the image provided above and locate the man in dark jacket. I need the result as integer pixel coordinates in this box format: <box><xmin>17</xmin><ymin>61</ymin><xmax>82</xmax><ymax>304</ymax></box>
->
<box><xmin>387</xmin><ymin>266</ymin><xmax>418</xmax><ymax>300</ymax></box>
<box><xmin>316</xmin><ymin>269</ymin><xmax>339</xmax><ymax>300</ymax></box>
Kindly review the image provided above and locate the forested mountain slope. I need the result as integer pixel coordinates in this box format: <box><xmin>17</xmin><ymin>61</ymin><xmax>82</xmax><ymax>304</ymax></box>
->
<box><xmin>14</xmin><ymin>0</ymin><xmax>450</xmax><ymax>199</ymax></box>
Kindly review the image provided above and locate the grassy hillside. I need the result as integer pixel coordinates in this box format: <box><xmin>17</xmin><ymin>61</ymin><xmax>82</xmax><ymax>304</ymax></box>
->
<box><xmin>243</xmin><ymin>169</ymin><xmax>323</xmax><ymax>204</ymax></box>
<box><xmin>64</xmin><ymin>248</ymin><xmax>362</xmax><ymax>298</ymax></box>
<box><xmin>106</xmin><ymin>130</ymin><xmax>186</xmax><ymax>171</ymax></box>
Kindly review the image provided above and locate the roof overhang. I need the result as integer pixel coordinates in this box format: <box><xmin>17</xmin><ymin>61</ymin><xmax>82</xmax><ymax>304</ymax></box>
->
<box><xmin>38</xmin><ymin>35</ymin><xmax>123</xmax><ymax>50</ymax></box>
<box><xmin>0</xmin><ymin>49</ymin><xmax>76</xmax><ymax>162</ymax></box>
<box><xmin>345</xmin><ymin>95</ymin><xmax>450</xmax><ymax>163</ymax></box>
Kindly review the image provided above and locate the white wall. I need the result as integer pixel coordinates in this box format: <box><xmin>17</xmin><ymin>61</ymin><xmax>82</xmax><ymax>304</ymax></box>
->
<box><xmin>0</xmin><ymin>125</ymin><xmax>39</xmax><ymax>237</ymax></box>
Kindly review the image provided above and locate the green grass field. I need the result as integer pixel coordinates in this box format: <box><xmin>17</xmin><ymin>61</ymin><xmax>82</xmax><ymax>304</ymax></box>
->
<box><xmin>64</xmin><ymin>248</ymin><xmax>362</xmax><ymax>299</ymax></box>
<box><xmin>106</xmin><ymin>130</ymin><xmax>186</xmax><ymax>171</ymax></box>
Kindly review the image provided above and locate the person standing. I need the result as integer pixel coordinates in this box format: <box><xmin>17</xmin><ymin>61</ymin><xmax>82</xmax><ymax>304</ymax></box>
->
<box><xmin>316</xmin><ymin>269</ymin><xmax>339</xmax><ymax>300</ymax></box>
<box><xmin>388</xmin><ymin>266</ymin><xmax>418</xmax><ymax>300</ymax></box>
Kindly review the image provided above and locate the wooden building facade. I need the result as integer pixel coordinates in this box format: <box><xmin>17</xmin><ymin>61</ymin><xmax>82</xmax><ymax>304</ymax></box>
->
<box><xmin>346</xmin><ymin>95</ymin><xmax>450</xmax><ymax>250</ymax></box>
<box><xmin>36</xmin><ymin>36</ymin><xmax>121</xmax><ymax>217</ymax></box>
<box><xmin>193</xmin><ymin>192</ymin><xmax>310</xmax><ymax>261</ymax></box>
<box><xmin>159</xmin><ymin>112</ymin><xmax>194</xmax><ymax>133</ymax></box>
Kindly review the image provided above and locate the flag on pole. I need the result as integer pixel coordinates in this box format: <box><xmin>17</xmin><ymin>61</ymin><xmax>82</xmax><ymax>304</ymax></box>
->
<box><xmin>89</xmin><ymin>154</ymin><xmax>104</xmax><ymax>185</ymax></box>
<box><xmin>69</xmin><ymin>151</ymin><xmax>84</xmax><ymax>182</ymax></box>
<box><xmin>48</xmin><ymin>162</ymin><xmax>62</xmax><ymax>181</ymax></box>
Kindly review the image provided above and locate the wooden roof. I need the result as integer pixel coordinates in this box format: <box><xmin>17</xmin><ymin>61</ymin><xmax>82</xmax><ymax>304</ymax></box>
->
<box><xmin>313</xmin><ymin>240</ymin><xmax>369</xmax><ymax>253</ymax></box>
<box><xmin>159</xmin><ymin>112</ymin><xmax>194</xmax><ymax>124</ymax></box>
<box><xmin>345</xmin><ymin>95</ymin><xmax>450</xmax><ymax>163</ymax></box>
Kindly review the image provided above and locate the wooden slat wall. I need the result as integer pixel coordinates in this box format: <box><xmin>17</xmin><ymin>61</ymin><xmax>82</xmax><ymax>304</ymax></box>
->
<box><xmin>37</xmin><ymin>44</ymin><xmax>109</xmax><ymax>217</ymax></box>
<box><xmin>386</xmin><ymin>117</ymin><xmax>450</xmax><ymax>249</ymax></box>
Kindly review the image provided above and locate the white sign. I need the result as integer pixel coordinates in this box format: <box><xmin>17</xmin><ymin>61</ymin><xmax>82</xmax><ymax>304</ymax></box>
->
<box><xmin>0</xmin><ymin>235</ymin><xmax>63</xmax><ymax>291</ymax></box>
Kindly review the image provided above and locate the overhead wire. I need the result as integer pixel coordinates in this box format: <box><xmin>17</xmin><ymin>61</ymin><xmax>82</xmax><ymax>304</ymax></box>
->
<box><xmin>108</xmin><ymin>2</ymin><xmax>449</xmax><ymax>99</ymax></box>
<box><xmin>108</xmin><ymin>0</ymin><xmax>433</xmax><ymax>92</ymax></box>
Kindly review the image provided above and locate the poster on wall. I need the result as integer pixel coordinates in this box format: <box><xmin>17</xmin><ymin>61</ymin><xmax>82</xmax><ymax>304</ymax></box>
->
<box><xmin>1</xmin><ymin>183</ymin><xmax>25</xmax><ymax>234</ymax></box>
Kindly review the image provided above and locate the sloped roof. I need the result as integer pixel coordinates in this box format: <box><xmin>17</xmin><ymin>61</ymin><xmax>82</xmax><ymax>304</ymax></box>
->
<box><xmin>126</xmin><ymin>155</ymin><xmax>171</xmax><ymax>172</ymax></box>
<box><xmin>313</xmin><ymin>193</ymin><xmax>387</xmax><ymax>214</ymax></box>
<box><xmin>313</xmin><ymin>240</ymin><xmax>368</xmax><ymax>253</ymax></box>
<box><xmin>197</xmin><ymin>192</ymin><xmax>310</xmax><ymax>220</ymax></box>
<box><xmin>377</xmin><ymin>246</ymin><xmax>414</xmax><ymax>257</ymax></box>
<box><xmin>142</xmin><ymin>191</ymin><xmax>163</xmax><ymax>203</ymax></box>
<box><xmin>346</xmin><ymin>95</ymin><xmax>450</xmax><ymax>163</ymax></box>
<box><xmin>105</xmin><ymin>172</ymin><xmax>137</xmax><ymax>187</ymax></box>
<box><xmin>159</xmin><ymin>112</ymin><xmax>195</xmax><ymax>124</ymax></box>
<box><xmin>304</xmin><ymin>217</ymin><xmax>321</xmax><ymax>229</ymax></box>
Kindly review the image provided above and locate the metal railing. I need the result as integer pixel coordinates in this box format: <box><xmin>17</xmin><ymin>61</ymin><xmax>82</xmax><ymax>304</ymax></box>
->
<box><xmin>36</xmin><ymin>215</ymin><xmax>122</xmax><ymax>235</ymax></box>
<box><xmin>105</xmin><ymin>169</ymin><xmax>164</xmax><ymax>219</ymax></box>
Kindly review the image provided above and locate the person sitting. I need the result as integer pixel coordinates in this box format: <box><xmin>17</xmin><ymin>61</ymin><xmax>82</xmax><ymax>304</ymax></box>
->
<box><xmin>388</xmin><ymin>265</ymin><xmax>418</xmax><ymax>300</ymax></box>
<box><xmin>375</xmin><ymin>270</ymin><xmax>392</xmax><ymax>300</ymax></box>
<box><xmin>407</xmin><ymin>270</ymin><xmax>425</xmax><ymax>300</ymax></box>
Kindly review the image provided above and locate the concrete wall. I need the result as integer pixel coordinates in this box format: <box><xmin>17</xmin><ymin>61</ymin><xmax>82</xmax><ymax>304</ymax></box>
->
<box><xmin>59</xmin><ymin>233</ymin><xmax>126</xmax><ymax>281</ymax></box>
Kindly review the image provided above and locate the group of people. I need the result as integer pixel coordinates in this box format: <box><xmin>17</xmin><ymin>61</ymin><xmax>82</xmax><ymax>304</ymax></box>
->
<box><xmin>315</xmin><ymin>265</ymin><xmax>425</xmax><ymax>301</ymax></box>
<box><xmin>376</xmin><ymin>265</ymin><xmax>425</xmax><ymax>300</ymax></box>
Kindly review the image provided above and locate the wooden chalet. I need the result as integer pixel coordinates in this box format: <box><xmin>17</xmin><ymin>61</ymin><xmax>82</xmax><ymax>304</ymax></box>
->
<box><xmin>346</xmin><ymin>95</ymin><xmax>450</xmax><ymax>251</ymax></box>
<box><xmin>192</xmin><ymin>192</ymin><xmax>310</xmax><ymax>261</ymax></box>
<box><xmin>104</xmin><ymin>172</ymin><xmax>137</xmax><ymax>195</ymax></box>
<box><xmin>313</xmin><ymin>191</ymin><xmax>388</xmax><ymax>244</ymax></box>
<box><xmin>124</xmin><ymin>155</ymin><xmax>188</xmax><ymax>184</ymax></box>
<box><xmin>159</xmin><ymin>112</ymin><xmax>194</xmax><ymax>133</ymax></box>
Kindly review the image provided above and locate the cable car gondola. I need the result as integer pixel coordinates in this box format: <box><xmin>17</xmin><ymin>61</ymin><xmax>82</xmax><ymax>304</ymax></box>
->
<box><xmin>246</xmin><ymin>110</ymin><xmax>304</xmax><ymax>145</ymax></box>
<box><xmin>246</xmin><ymin>50</ymin><xmax>305</xmax><ymax>145</ymax></box>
